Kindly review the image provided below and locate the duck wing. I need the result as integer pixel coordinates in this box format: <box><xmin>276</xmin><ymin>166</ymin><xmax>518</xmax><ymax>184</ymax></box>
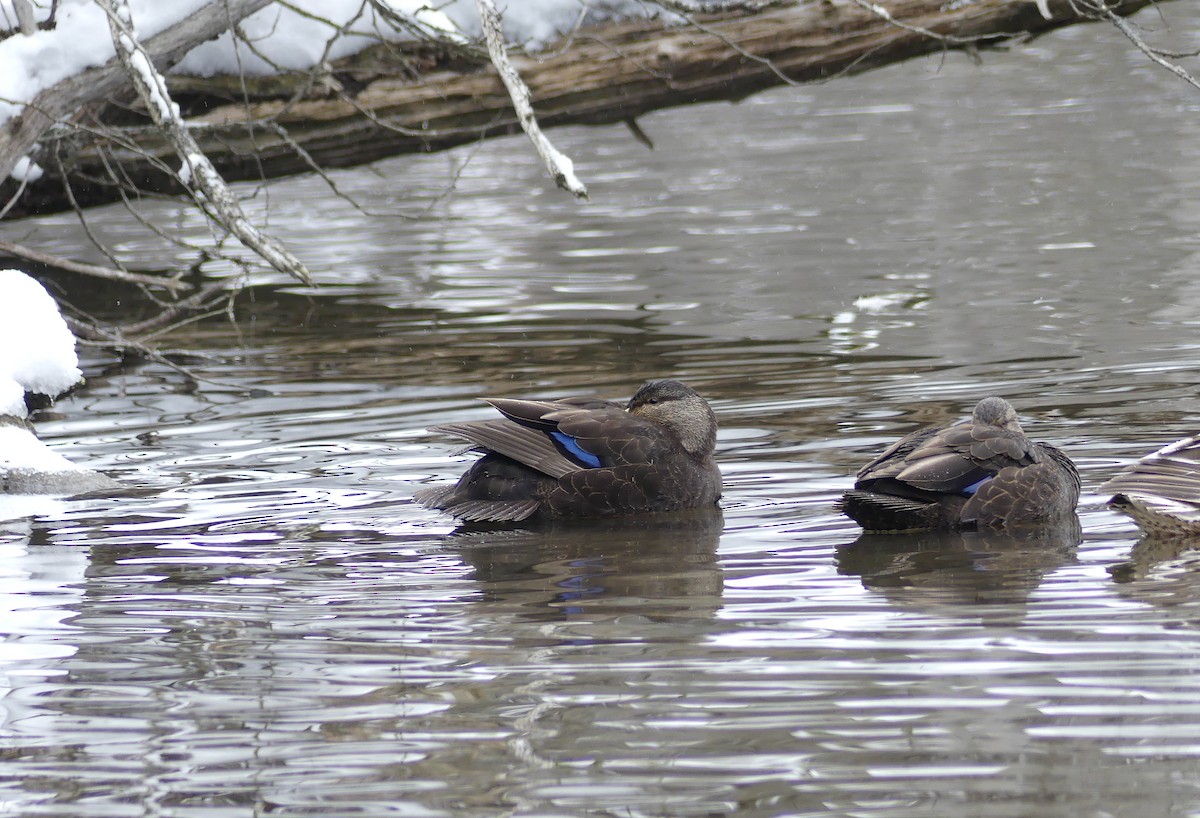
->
<box><xmin>1102</xmin><ymin>435</ymin><xmax>1200</xmax><ymax>505</ymax></box>
<box><xmin>855</xmin><ymin>426</ymin><xmax>939</xmax><ymax>480</ymax></box>
<box><xmin>858</xmin><ymin>421</ymin><xmax>1038</xmax><ymax>497</ymax></box>
<box><xmin>490</xmin><ymin>396</ymin><xmax>675</xmax><ymax>468</ymax></box>
<box><xmin>412</xmin><ymin>481</ymin><xmax>541</xmax><ymax>523</ymax></box>
<box><xmin>961</xmin><ymin>443</ymin><xmax>1079</xmax><ymax>526</ymax></box>
<box><xmin>430</xmin><ymin>396</ymin><xmax>632</xmax><ymax>479</ymax></box>
<box><xmin>1101</xmin><ymin>436</ymin><xmax>1200</xmax><ymax>531</ymax></box>
<box><xmin>428</xmin><ymin>417</ymin><xmax>583</xmax><ymax>479</ymax></box>
<box><xmin>898</xmin><ymin>423</ymin><xmax>1038</xmax><ymax>491</ymax></box>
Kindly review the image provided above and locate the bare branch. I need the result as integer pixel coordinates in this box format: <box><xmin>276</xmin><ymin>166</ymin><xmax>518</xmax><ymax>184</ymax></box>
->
<box><xmin>98</xmin><ymin>0</ymin><xmax>313</xmax><ymax>285</ymax></box>
<box><xmin>1</xmin><ymin>0</ymin><xmax>1180</xmax><ymax>219</ymax></box>
<box><xmin>844</xmin><ymin>0</ymin><xmax>1017</xmax><ymax>46</ymax></box>
<box><xmin>474</xmin><ymin>0</ymin><xmax>588</xmax><ymax>199</ymax></box>
<box><xmin>1088</xmin><ymin>0</ymin><xmax>1200</xmax><ymax>91</ymax></box>
<box><xmin>649</xmin><ymin>0</ymin><xmax>808</xmax><ymax>87</ymax></box>
<box><xmin>0</xmin><ymin>239</ymin><xmax>186</xmax><ymax>291</ymax></box>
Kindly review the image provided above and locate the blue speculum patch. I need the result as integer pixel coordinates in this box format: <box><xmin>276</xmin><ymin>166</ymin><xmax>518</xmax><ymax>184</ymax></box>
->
<box><xmin>551</xmin><ymin>431</ymin><xmax>602</xmax><ymax>468</ymax></box>
<box><xmin>963</xmin><ymin>477</ymin><xmax>991</xmax><ymax>496</ymax></box>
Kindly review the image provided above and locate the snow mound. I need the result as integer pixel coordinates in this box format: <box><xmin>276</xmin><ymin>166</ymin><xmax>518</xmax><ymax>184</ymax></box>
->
<box><xmin>0</xmin><ymin>272</ymin><xmax>115</xmax><ymax>495</ymax></box>
<box><xmin>174</xmin><ymin>0</ymin><xmax>462</xmax><ymax>77</ymax></box>
<box><xmin>0</xmin><ymin>269</ymin><xmax>81</xmax><ymax>415</ymax></box>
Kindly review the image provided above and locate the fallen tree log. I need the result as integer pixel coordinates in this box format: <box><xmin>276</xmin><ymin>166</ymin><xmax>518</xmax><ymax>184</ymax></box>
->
<box><xmin>0</xmin><ymin>0</ymin><xmax>274</xmax><ymax>215</ymax></box>
<box><xmin>0</xmin><ymin>0</ymin><xmax>1172</xmax><ymax>219</ymax></box>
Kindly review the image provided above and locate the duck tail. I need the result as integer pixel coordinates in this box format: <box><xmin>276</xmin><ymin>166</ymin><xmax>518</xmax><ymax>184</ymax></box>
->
<box><xmin>837</xmin><ymin>490</ymin><xmax>950</xmax><ymax>533</ymax></box>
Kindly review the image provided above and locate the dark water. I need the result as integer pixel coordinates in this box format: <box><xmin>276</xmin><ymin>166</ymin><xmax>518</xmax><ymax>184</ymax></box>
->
<box><xmin>4</xmin><ymin>10</ymin><xmax>1200</xmax><ymax>817</ymax></box>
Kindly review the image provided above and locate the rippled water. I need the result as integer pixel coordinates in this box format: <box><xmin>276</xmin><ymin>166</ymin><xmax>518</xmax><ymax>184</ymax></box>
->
<box><xmin>4</xmin><ymin>10</ymin><xmax>1200</xmax><ymax>817</ymax></box>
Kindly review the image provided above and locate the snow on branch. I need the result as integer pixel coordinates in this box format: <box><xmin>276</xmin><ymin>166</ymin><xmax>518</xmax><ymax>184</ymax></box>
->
<box><xmin>474</xmin><ymin>0</ymin><xmax>588</xmax><ymax>200</ymax></box>
<box><xmin>98</xmin><ymin>0</ymin><xmax>313</xmax><ymax>286</ymax></box>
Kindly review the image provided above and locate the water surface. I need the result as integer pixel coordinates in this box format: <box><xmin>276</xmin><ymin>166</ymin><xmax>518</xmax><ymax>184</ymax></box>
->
<box><xmin>4</xmin><ymin>9</ymin><xmax>1200</xmax><ymax>817</ymax></box>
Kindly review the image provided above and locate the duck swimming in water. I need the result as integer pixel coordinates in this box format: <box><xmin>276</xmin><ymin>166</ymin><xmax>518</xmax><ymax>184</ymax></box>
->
<box><xmin>416</xmin><ymin>379</ymin><xmax>721</xmax><ymax>523</ymax></box>
<box><xmin>1101</xmin><ymin>434</ymin><xmax>1200</xmax><ymax>536</ymax></box>
<box><xmin>839</xmin><ymin>396</ymin><xmax>1080</xmax><ymax>531</ymax></box>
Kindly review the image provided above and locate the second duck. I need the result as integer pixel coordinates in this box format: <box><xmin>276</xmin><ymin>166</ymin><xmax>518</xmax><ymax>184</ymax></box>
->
<box><xmin>839</xmin><ymin>396</ymin><xmax>1080</xmax><ymax>531</ymax></box>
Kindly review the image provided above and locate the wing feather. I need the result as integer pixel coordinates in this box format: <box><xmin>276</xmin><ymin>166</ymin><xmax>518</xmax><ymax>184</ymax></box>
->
<box><xmin>429</xmin><ymin>419</ymin><xmax>582</xmax><ymax>478</ymax></box>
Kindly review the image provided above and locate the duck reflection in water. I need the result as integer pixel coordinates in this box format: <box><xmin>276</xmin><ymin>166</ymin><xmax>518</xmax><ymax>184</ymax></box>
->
<box><xmin>417</xmin><ymin>379</ymin><xmax>721</xmax><ymax>523</ymax></box>
<box><xmin>839</xmin><ymin>396</ymin><xmax>1080</xmax><ymax>531</ymax></box>
<box><xmin>1107</xmin><ymin>534</ymin><xmax>1200</xmax><ymax>583</ymax></box>
<box><xmin>837</xmin><ymin>520</ymin><xmax>1082</xmax><ymax>607</ymax></box>
<box><xmin>451</xmin><ymin>507</ymin><xmax>725</xmax><ymax>623</ymax></box>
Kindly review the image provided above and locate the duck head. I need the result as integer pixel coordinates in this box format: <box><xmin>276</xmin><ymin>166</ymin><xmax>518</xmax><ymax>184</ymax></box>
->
<box><xmin>627</xmin><ymin>379</ymin><xmax>717</xmax><ymax>457</ymax></box>
<box><xmin>973</xmin><ymin>396</ymin><xmax>1022</xmax><ymax>433</ymax></box>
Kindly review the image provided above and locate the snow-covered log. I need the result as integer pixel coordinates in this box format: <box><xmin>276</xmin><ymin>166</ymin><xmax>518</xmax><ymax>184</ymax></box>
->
<box><xmin>0</xmin><ymin>0</ymin><xmax>1175</xmax><ymax>219</ymax></box>
<box><xmin>0</xmin><ymin>0</ymin><xmax>273</xmax><ymax>186</ymax></box>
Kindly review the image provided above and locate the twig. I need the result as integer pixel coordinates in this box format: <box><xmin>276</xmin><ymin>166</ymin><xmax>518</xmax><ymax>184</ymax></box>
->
<box><xmin>649</xmin><ymin>0</ymin><xmax>807</xmax><ymax>87</ymax></box>
<box><xmin>473</xmin><ymin>0</ymin><xmax>588</xmax><ymax>199</ymax></box>
<box><xmin>546</xmin><ymin>0</ymin><xmax>594</xmax><ymax>55</ymax></box>
<box><xmin>65</xmin><ymin>311</ymin><xmax>251</xmax><ymax>391</ymax></box>
<box><xmin>77</xmin><ymin>274</ymin><xmax>238</xmax><ymax>340</ymax></box>
<box><xmin>0</xmin><ymin>173</ymin><xmax>28</xmax><ymax>220</ymax></box>
<box><xmin>0</xmin><ymin>0</ymin><xmax>274</xmax><ymax>184</ymax></box>
<box><xmin>843</xmin><ymin>0</ymin><xmax>1014</xmax><ymax>46</ymax></box>
<box><xmin>1089</xmin><ymin>0</ymin><xmax>1200</xmax><ymax>91</ymax></box>
<box><xmin>98</xmin><ymin>0</ymin><xmax>313</xmax><ymax>285</ymax></box>
<box><xmin>56</xmin><ymin>149</ymin><xmax>137</xmax><ymax>273</ymax></box>
<box><xmin>0</xmin><ymin>239</ymin><xmax>187</xmax><ymax>291</ymax></box>
<box><xmin>624</xmin><ymin>117</ymin><xmax>655</xmax><ymax>150</ymax></box>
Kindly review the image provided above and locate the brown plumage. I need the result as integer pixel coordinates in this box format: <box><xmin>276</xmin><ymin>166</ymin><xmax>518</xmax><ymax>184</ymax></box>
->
<box><xmin>1102</xmin><ymin>435</ymin><xmax>1200</xmax><ymax>536</ymax></box>
<box><xmin>838</xmin><ymin>396</ymin><xmax>1080</xmax><ymax>531</ymax></box>
<box><xmin>416</xmin><ymin>380</ymin><xmax>722</xmax><ymax>523</ymax></box>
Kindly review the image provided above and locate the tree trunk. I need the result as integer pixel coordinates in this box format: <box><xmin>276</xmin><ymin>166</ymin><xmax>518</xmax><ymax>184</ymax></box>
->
<box><xmin>0</xmin><ymin>0</ymin><xmax>1165</xmax><ymax>220</ymax></box>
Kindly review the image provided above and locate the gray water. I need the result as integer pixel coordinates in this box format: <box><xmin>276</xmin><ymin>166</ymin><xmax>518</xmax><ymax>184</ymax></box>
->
<box><xmin>4</xmin><ymin>9</ymin><xmax>1200</xmax><ymax>817</ymax></box>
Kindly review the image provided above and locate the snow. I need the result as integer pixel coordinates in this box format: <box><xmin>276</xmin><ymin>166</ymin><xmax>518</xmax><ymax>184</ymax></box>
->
<box><xmin>0</xmin><ymin>270</ymin><xmax>116</xmax><ymax>493</ymax></box>
<box><xmin>0</xmin><ymin>0</ymin><xmax>699</xmax><ymax>180</ymax></box>
<box><xmin>0</xmin><ymin>0</ymin><xmax>211</xmax><ymax>128</ymax></box>
<box><xmin>0</xmin><ymin>0</ymin><xmax>679</xmax><ymax>130</ymax></box>
<box><xmin>441</xmin><ymin>0</ymin><xmax>665</xmax><ymax>48</ymax></box>
<box><xmin>0</xmin><ymin>269</ymin><xmax>82</xmax><ymax>416</ymax></box>
<box><xmin>545</xmin><ymin>142</ymin><xmax>586</xmax><ymax>197</ymax></box>
<box><xmin>9</xmin><ymin>156</ymin><xmax>41</xmax><ymax>182</ymax></box>
<box><xmin>174</xmin><ymin>1</ymin><xmax>462</xmax><ymax>77</ymax></box>
<box><xmin>178</xmin><ymin>153</ymin><xmax>204</xmax><ymax>186</ymax></box>
<box><xmin>0</xmin><ymin>0</ymin><xmax>460</xmax><ymax>127</ymax></box>
<box><xmin>0</xmin><ymin>424</ymin><xmax>86</xmax><ymax>473</ymax></box>
<box><xmin>126</xmin><ymin>39</ymin><xmax>180</xmax><ymax>121</ymax></box>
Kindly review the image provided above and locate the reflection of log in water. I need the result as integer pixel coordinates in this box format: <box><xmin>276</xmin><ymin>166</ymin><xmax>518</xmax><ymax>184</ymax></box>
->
<box><xmin>450</xmin><ymin>507</ymin><xmax>725</xmax><ymax>622</ymax></box>
<box><xmin>835</xmin><ymin>517</ymin><xmax>1081</xmax><ymax>608</ymax></box>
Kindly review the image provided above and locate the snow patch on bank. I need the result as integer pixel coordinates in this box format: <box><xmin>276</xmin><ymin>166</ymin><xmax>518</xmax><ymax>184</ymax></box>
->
<box><xmin>0</xmin><ymin>269</ymin><xmax>82</xmax><ymax>415</ymax></box>
<box><xmin>0</xmin><ymin>270</ymin><xmax>114</xmax><ymax>494</ymax></box>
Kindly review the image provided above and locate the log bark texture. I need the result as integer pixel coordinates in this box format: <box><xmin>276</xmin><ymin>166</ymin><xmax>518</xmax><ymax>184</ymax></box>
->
<box><xmin>0</xmin><ymin>0</ymin><xmax>1165</xmax><ymax>219</ymax></box>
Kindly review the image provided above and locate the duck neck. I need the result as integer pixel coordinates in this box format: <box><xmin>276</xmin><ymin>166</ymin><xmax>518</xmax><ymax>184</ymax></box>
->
<box><xmin>676</xmin><ymin>402</ymin><xmax>717</xmax><ymax>458</ymax></box>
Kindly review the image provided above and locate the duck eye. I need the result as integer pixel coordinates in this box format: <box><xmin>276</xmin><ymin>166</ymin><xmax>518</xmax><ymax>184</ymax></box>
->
<box><xmin>647</xmin><ymin>398</ymin><xmax>659</xmax><ymax>405</ymax></box>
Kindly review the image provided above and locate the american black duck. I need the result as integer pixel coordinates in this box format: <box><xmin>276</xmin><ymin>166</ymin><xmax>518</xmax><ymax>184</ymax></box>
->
<box><xmin>416</xmin><ymin>379</ymin><xmax>721</xmax><ymax>522</ymax></box>
<box><xmin>839</xmin><ymin>396</ymin><xmax>1080</xmax><ymax>531</ymax></box>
